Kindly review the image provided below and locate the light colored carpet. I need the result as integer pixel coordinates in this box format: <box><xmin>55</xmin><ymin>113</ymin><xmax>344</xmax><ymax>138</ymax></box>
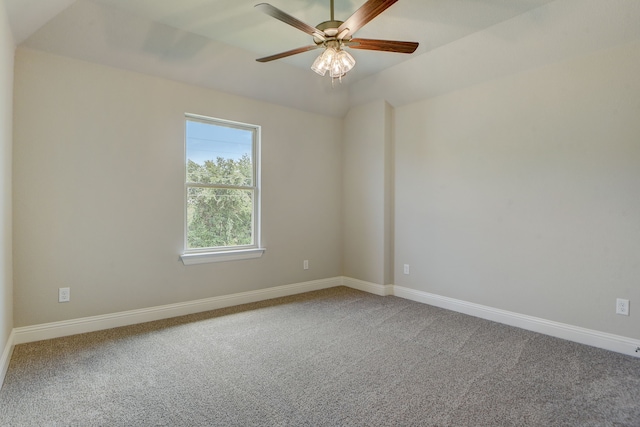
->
<box><xmin>1</xmin><ymin>286</ymin><xmax>639</xmax><ymax>426</ymax></box>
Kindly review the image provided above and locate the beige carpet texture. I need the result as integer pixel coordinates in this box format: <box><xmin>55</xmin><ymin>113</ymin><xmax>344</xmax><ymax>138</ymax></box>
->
<box><xmin>1</xmin><ymin>286</ymin><xmax>639</xmax><ymax>426</ymax></box>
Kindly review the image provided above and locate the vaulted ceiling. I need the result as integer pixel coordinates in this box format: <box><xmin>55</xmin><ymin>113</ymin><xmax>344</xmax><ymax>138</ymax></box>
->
<box><xmin>4</xmin><ymin>0</ymin><xmax>640</xmax><ymax>116</ymax></box>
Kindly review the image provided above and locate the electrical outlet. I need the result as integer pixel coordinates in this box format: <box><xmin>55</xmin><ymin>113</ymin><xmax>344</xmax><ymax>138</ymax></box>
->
<box><xmin>403</xmin><ymin>264</ymin><xmax>410</xmax><ymax>275</ymax></box>
<box><xmin>58</xmin><ymin>287</ymin><xmax>70</xmax><ymax>303</ymax></box>
<box><xmin>616</xmin><ymin>298</ymin><xmax>629</xmax><ymax>316</ymax></box>
<box><xmin>303</xmin><ymin>260</ymin><xmax>309</xmax><ymax>270</ymax></box>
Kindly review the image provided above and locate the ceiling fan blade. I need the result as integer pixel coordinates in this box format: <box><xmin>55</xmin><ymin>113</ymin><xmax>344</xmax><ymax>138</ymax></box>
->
<box><xmin>255</xmin><ymin>3</ymin><xmax>325</xmax><ymax>40</ymax></box>
<box><xmin>347</xmin><ymin>38</ymin><xmax>418</xmax><ymax>54</ymax></box>
<box><xmin>256</xmin><ymin>45</ymin><xmax>321</xmax><ymax>62</ymax></box>
<box><xmin>337</xmin><ymin>0</ymin><xmax>398</xmax><ymax>39</ymax></box>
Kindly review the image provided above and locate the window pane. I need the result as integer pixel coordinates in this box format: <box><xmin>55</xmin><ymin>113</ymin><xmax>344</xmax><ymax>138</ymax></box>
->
<box><xmin>186</xmin><ymin>120</ymin><xmax>253</xmax><ymax>186</ymax></box>
<box><xmin>187</xmin><ymin>187</ymin><xmax>254</xmax><ymax>249</ymax></box>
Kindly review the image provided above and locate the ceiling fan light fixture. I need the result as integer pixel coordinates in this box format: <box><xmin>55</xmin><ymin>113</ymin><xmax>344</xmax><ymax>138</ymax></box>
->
<box><xmin>311</xmin><ymin>46</ymin><xmax>338</xmax><ymax>76</ymax></box>
<box><xmin>312</xmin><ymin>45</ymin><xmax>356</xmax><ymax>80</ymax></box>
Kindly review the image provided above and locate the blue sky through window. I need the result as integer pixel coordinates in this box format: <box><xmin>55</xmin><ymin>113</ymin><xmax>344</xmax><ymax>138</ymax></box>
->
<box><xmin>186</xmin><ymin>120</ymin><xmax>252</xmax><ymax>164</ymax></box>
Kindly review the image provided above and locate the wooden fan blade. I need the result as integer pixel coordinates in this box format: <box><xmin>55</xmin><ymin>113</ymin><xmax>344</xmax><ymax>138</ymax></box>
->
<box><xmin>347</xmin><ymin>38</ymin><xmax>418</xmax><ymax>54</ymax></box>
<box><xmin>256</xmin><ymin>45</ymin><xmax>321</xmax><ymax>62</ymax></box>
<box><xmin>255</xmin><ymin>3</ymin><xmax>325</xmax><ymax>40</ymax></box>
<box><xmin>337</xmin><ymin>0</ymin><xmax>398</xmax><ymax>39</ymax></box>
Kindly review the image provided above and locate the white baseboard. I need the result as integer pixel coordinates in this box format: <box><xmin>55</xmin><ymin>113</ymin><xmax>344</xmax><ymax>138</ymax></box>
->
<box><xmin>0</xmin><ymin>330</ymin><xmax>15</xmax><ymax>390</ymax></box>
<box><xmin>342</xmin><ymin>277</ymin><xmax>393</xmax><ymax>296</ymax></box>
<box><xmin>393</xmin><ymin>285</ymin><xmax>640</xmax><ymax>358</ymax></box>
<box><xmin>8</xmin><ymin>276</ymin><xmax>639</xmax><ymax>377</ymax></box>
<box><xmin>13</xmin><ymin>277</ymin><xmax>342</xmax><ymax>345</ymax></box>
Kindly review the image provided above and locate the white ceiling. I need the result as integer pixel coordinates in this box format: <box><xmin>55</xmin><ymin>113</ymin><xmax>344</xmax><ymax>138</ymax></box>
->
<box><xmin>88</xmin><ymin>0</ymin><xmax>559</xmax><ymax>78</ymax></box>
<box><xmin>4</xmin><ymin>0</ymin><xmax>640</xmax><ymax>117</ymax></box>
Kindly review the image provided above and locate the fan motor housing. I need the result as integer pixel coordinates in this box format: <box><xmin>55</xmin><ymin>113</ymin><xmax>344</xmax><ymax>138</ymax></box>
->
<box><xmin>314</xmin><ymin>20</ymin><xmax>349</xmax><ymax>44</ymax></box>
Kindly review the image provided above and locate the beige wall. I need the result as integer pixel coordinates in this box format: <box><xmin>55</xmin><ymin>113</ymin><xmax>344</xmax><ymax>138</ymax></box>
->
<box><xmin>13</xmin><ymin>48</ymin><xmax>343</xmax><ymax>327</ymax></box>
<box><xmin>394</xmin><ymin>41</ymin><xmax>640</xmax><ymax>339</ymax></box>
<box><xmin>342</xmin><ymin>100</ymin><xmax>393</xmax><ymax>285</ymax></box>
<box><xmin>0</xmin><ymin>1</ymin><xmax>14</xmax><ymax>367</ymax></box>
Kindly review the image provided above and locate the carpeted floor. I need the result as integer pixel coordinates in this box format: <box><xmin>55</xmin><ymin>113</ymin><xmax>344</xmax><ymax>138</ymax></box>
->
<box><xmin>1</xmin><ymin>286</ymin><xmax>639</xmax><ymax>426</ymax></box>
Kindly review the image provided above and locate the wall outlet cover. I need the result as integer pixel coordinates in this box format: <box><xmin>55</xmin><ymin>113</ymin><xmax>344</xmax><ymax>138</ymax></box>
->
<box><xmin>616</xmin><ymin>298</ymin><xmax>629</xmax><ymax>316</ymax></box>
<box><xmin>58</xmin><ymin>287</ymin><xmax>70</xmax><ymax>303</ymax></box>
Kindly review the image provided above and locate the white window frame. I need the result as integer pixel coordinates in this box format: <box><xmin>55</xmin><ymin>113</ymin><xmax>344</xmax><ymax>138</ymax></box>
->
<box><xmin>180</xmin><ymin>113</ymin><xmax>264</xmax><ymax>265</ymax></box>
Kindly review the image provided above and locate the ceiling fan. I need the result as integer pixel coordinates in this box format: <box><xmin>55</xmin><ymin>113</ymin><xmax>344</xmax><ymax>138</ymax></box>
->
<box><xmin>255</xmin><ymin>0</ymin><xmax>419</xmax><ymax>80</ymax></box>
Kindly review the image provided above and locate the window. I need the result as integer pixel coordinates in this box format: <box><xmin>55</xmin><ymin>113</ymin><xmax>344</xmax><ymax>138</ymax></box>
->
<box><xmin>181</xmin><ymin>114</ymin><xmax>263</xmax><ymax>265</ymax></box>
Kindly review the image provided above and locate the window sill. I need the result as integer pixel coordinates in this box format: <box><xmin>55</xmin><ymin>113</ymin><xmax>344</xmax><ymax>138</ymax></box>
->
<box><xmin>180</xmin><ymin>248</ymin><xmax>266</xmax><ymax>265</ymax></box>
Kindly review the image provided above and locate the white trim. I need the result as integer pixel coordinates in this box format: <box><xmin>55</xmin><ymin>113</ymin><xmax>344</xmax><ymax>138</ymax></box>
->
<box><xmin>0</xmin><ymin>330</ymin><xmax>15</xmax><ymax>390</ymax></box>
<box><xmin>8</xmin><ymin>278</ymin><xmax>639</xmax><ymax>365</ymax></box>
<box><xmin>13</xmin><ymin>277</ymin><xmax>341</xmax><ymax>345</ymax></box>
<box><xmin>342</xmin><ymin>277</ymin><xmax>393</xmax><ymax>296</ymax></box>
<box><xmin>180</xmin><ymin>248</ymin><xmax>265</xmax><ymax>265</ymax></box>
<box><xmin>393</xmin><ymin>285</ymin><xmax>640</xmax><ymax>358</ymax></box>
